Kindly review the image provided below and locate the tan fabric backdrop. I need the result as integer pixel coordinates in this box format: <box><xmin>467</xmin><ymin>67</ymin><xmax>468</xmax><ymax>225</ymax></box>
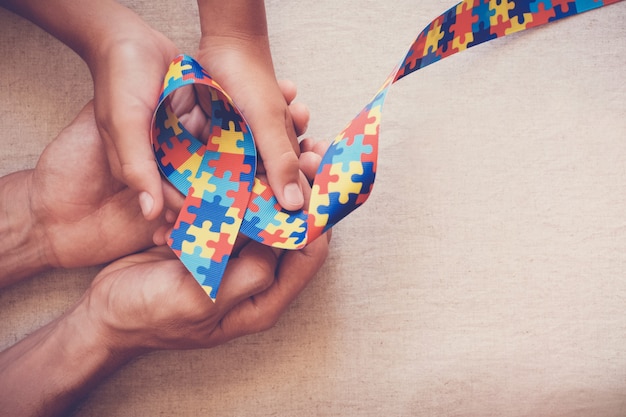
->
<box><xmin>1</xmin><ymin>1</ymin><xmax>625</xmax><ymax>415</ymax></box>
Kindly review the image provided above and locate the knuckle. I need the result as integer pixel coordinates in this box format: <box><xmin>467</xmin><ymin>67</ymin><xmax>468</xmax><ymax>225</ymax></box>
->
<box><xmin>253</xmin><ymin>309</ymin><xmax>280</xmax><ymax>333</ymax></box>
<box><xmin>120</xmin><ymin>162</ymin><xmax>150</xmax><ymax>187</ymax></box>
<box><xmin>246</xmin><ymin>259</ymin><xmax>276</xmax><ymax>293</ymax></box>
<box><xmin>265</xmin><ymin>150</ymin><xmax>300</xmax><ymax>177</ymax></box>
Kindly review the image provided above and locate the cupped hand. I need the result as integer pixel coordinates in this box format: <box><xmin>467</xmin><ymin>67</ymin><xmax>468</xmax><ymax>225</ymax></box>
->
<box><xmin>86</xmin><ymin>93</ymin><xmax>330</xmax><ymax>351</ymax></box>
<box><xmin>88</xmin><ymin>23</ymin><xmax>180</xmax><ymax>220</ymax></box>
<box><xmin>85</xmin><ymin>231</ymin><xmax>329</xmax><ymax>352</ymax></box>
<box><xmin>29</xmin><ymin>102</ymin><xmax>171</xmax><ymax>270</ymax></box>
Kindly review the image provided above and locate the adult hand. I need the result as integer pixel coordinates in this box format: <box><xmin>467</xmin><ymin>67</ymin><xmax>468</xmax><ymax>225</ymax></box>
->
<box><xmin>29</xmin><ymin>101</ymin><xmax>171</xmax><ymax>270</ymax></box>
<box><xmin>0</xmin><ymin>227</ymin><xmax>329</xmax><ymax>417</ymax></box>
<box><xmin>87</xmin><ymin>230</ymin><xmax>329</xmax><ymax>352</ymax></box>
<box><xmin>83</xmin><ymin>92</ymin><xmax>328</xmax><ymax>352</ymax></box>
<box><xmin>0</xmin><ymin>0</ymin><xmax>180</xmax><ymax>220</ymax></box>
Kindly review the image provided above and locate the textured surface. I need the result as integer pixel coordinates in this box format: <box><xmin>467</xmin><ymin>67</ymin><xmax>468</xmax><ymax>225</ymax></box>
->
<box><xmin>1</xmin><ymin>1</ymin><xmax>626</xmax><ymax>415</ymax></box>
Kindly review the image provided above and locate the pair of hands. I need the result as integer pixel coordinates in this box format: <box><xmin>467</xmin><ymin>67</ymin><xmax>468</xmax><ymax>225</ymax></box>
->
<box><xmin>0</xmin><ymin>2</ymin><xmax>329</xmax><ymax>414</ymax></box>
<box><xmin>0</xmin><ymin>94</ymin><xmax>326</xmax><ymax>416</ymax></box>
<box><xmin>0</xmin><ymin>0</ymin><xmax>330</xmax><ymax>352</ymax></box>
<box><xmin>0</xmin><ymin>0</ymin><xmax>331</xmax><ymax>360</ymax></box>
<box><xmin>28</xmin><ymin>90</ymin><xmax>329</xmax><ymax>352</ymax></box>
<box><xmin>90</xmin><ymin>0</ymin><xmax>305</xmax><ymax>220</ymax></box>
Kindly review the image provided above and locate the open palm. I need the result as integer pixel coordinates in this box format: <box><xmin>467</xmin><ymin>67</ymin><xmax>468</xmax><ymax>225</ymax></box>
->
<box><xmin>86</xmin><ymin>234</ymin><xmax>328</xmax><ymax>352</ymax></box>
<box><xmin>29</xmin><ymin>102</ymin><xmax>168</xmax><ymax>269</ymax></box>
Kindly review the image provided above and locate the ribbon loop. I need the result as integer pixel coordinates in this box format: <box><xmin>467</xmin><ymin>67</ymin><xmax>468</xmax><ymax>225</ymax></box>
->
<box><xmin>152</xmin><ymin>0</ymin><xmax>622</xmax><ymax>301</ymax></box>
<box><xmin>152</xmin><ymin>56</ymin><xmax>257</xmax><ymax>299</ymax></box>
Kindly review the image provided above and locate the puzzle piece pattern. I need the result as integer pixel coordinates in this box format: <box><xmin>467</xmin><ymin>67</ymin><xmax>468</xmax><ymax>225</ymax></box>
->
<box><xmin>151</xmin><ymin>1</ymin><xmax>621</xmax><ymax>300</ymax></box>
<box><xmin>394</xmin><ymin>0</ymin><xmax>620</xmax><ymax>82</ymax></box>
<box><xmin>151</xmin><ymin>55</ymin><xmax>256</xmax><ymax>300</ymax></box>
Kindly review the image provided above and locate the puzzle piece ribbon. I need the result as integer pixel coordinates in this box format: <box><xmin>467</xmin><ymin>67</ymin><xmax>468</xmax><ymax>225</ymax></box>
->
<box><xmin>151</xmin><ymin>0</ymin><xmax>622</xmax><ymax>300</ymax></box>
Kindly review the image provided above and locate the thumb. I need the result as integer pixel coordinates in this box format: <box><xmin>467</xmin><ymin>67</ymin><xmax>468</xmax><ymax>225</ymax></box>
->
<box><xmin>244</xmin><ymin>94</ymin><xmax>304</xmax><ymax>211</ymax></box>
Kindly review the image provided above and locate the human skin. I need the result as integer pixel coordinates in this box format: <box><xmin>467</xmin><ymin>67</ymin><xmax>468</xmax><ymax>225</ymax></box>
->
<box><xmin>0</xmin><ymin>89</ymin><xmax>330</xmax><ymax>416</ymax></box>
<box><xmin>0</xmin><ymin>0</ymin><xmax>305</xmax><ymax>220</ymax></box>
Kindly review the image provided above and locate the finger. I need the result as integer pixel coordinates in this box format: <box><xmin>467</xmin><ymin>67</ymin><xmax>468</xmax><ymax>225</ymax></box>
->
<box><xmin>216</xmin><ymin>233</ymin><xmax>329</xmax><ymax>343</ymax></box>
<box><xmin>299</xmin><ymin>138</ymin><xmax>330</xmax><ymax>158</ymax></box>
<box><xmin>313</xmin><ymin>139</ymin><xmax>331</xmax><ymax>157</ymax></box>
<box><xmin>289</xmin><ymin>102</ymin><xmax>310</xmax><ymax>137</ymax></box>
<box><xmin>152</xmin><ymin>224</ymin><xmax>172</xmax><ymax>246</ymax></box>
<box><xmin>300</xmin><ymin>169</ymin><xmax>313</xmax><ymax>204</ymax></box>
<box><xmin>232</xmin><ymin>234</ymin><xmax>252</xmax><ymax>255</ymax></box>
<box><xmin>299</xmin><ymin>151</ymin><xmax>323</xmax><ymax>183</ymax></box>
<box><xmin>278</xmin><ymin>81</ymin><xmax>309</xmax><ymax>137</ymax></box>
<box><xmin>169</xmin><ymin>85</ymin><xmax>197</xmax><ymax>116</ymax></box>
<box><xmin>171</xmin><ymin>86</ymin><xmax>211</xmax><ymax>139</ymax></box>
<box><xmin>279</xmin><ymin>80</ymin><xmax>309</xmax><ymax>136</ymax></box>
<box><xmin>226</xmin><ymin>79</ymin><xmax>307</xmax><ymax>211</ymax></box>
<box><xmin>176</xmin><ymin>106</ymin><xmax>207</xmax><ymax>140</ymax></box>
<box><xmin>93</xmin><ymin>47</ymin><xmax>173</xmax><ymax>221</ymax></box>
<box><xmin>264</xmin><ymin>231</ymin><xmax>329</xmax><ymax>309</ymax></box>
<box><xmin>251</xmin><ymin>108</ymin><xmax>304</xmax><ymax>211</ymax></box>
<box><xmin>299</xmin><ymin>137</ymin><xmax>316</xmax><ymax>153</ymax></box>
<box><xmin>152</xmin><ymin>207</ymin><xmax>177</xmax><ymax>246</ymax></box>
<box><xmin>277</xmin><ymin>79</ymin><xmax>297</xmax><ymax>105</ymax></box>
<box><xmin>70</xmin><ymin>100</ymin><xmax>98</xmax><ymax>126</ymax></box>
<box><xmin>162</xmin><ymin>179</ymin><xmax>186</xmax><ymax>213</ymax></box>
<box><xmin>214</xmin><ymin>242</ymin><xmax>279</xmax><ymax>313</ymax></box>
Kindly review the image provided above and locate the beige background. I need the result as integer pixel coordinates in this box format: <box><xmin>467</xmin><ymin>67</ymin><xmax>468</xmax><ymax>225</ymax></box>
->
<box><xmin>1</xmin><ymin>1</ymin><xmax>626</xmax><ymax>416</ymax></box>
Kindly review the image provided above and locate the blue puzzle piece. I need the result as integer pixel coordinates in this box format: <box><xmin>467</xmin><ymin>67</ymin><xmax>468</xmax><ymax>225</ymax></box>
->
<box><xmin>196</xmin><ymin>169</ymin><xmax>241</xmax><ymax>208</ymax></box>
<box><xmin>420</xmin><ymin>45</ymin><xmax>442</xmax><ymax>68</ymax></box>
<box><xmin>530</xmin><ymin>0</ymin><xmax>553</xmax><ymax>13</ymax></box>
<box><xmin>283</xmin><ymin>210</ymin><xmax>308</xmax><ymax>245</ymax></box>
<box><xmin>213</xmin><ymin>100</ymin><xmax>245</xmax><ymax>132</ymax></box>
<box><xmin>240</xmin><ymin>214</ymin><xmax>266</xmax><ymax>242</ymax></box>
<box><xmin>196</xmin><ymin>261</ymin><xmax>227</xmax><ymax>300</ymax></box>
<box><xmin>351</xmin><ymin>161</ymin><xmax>376</xmax><ymax>195</ymax></box>
<box><xmin>331</xmin><ymin>134</ymin><xmax>375</xmax><ymax>173</ymax></box>
<box><xmin>438</xmin><ymin>8</ymin><xmax>458</xmax><ymax>55</ymax></box>
<box><xmin>167</xmin><ymin>168</ymin><xmax>194</xmax><ymax>195</ymax></box>
<box><xmin>181</xmin><ymin>56</ymin><xmax>209</xmax><ymax>80</ymax></box>
<box><xmin>509</xmin><ymin>0</ymin><xmax>534</xmax><ymax>22</ymax></box>
<box><xmin>317</xmin><ymin>191</ymin><xmax>361</xmax><ymax>233</ymax></box>
<box><xmin>468</xmin><ymin>21</ymin><xmax>498</xmax><ymax>48</ymax></box>
<box><xmin>169</xmin><ymin>221</ymin><xmax>195</xmax><ymax>251</ymax></box>
<box><xmin>472</xmin><ymin>0</ymin><xmax>496</xmax><ymax>32</ymax></box>
<box><xmin>574</xmin><ymin>0</ymin><xmax>603</xmax><ymax>12</ymax></box>
<box><xmin>550</xmin><ymin>1</ymin><xmax>578</xmax><ymax>20</ymax></box>
<box><xmin>240</xmin><ymin>154</ymin><xmax>257</xmax><ymax>187</ymax></box>
<box><xmin>318</xmin><ymin>140</ymin><xmax>345</xmax><ymax>170</ymax></box>
<box><xmin>187</xmin><ymin>195</ymin><xmax>236</xmax><ymax>232</ymax></box>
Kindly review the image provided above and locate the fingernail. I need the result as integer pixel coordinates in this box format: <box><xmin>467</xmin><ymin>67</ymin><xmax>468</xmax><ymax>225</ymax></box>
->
<box><xmin>284</xmin><ymin>182</ymin><xmax>304</xmax><ymax>208</ymax></box>
<box><xmin>139</xmin><ymin>192</ymin><xmax>154</xmax><ymax>217</ymax></box>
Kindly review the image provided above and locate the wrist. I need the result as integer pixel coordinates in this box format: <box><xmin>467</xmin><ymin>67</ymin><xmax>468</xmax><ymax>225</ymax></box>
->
<box><xmin>197</xmin><ymin>0</ymin><xmax>273</xmax><ymax>67</ymax></box>
<box><xmin>197</xmin><ymin>33</ymin><xmax>276</xmax><ymax>88</ymax></box>
<box><xmin>0</xmin><ymin>170</ymin><xmax>52</xmax><ymax>286</ymax></box>
<box><xmin>81</xmin><ymin>277</ymin><xmax>154</xmax><ymax>355</ymax></box>
<box><xmin>81</xmin><ymin>8</ymin><xmax>163</xmax><ymax>73</ymax></box>
<box><xmin>1</xmin><ymin>0</ymin><xmax>129</xmax><ymax>63</ymax></box>
<box><xmin>0</xmin><ymin>298</ymin><xmax>139</xmax><ymax>417</ymax></box>
<box><xmin>197</xmin><ymin>0</ymin><xmax>269</xmax><ymax>39</ymax></box>
<box><xmin>60</xmin><ymin>298</ymin><xmax>142</xmax><ymax>378</ymax></box>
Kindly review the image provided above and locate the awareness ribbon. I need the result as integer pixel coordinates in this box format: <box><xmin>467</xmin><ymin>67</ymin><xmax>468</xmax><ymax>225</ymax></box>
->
<box><xmin>151</xmin><ymin>0</ymin><xmax>622</xmax><ymax>300</ymax></box>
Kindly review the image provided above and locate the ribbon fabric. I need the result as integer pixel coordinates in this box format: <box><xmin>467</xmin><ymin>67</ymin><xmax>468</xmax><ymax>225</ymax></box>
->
<box><xmin>151</xmin><ymin>0</ymin><xmax>622</xmax><ymax>300</ymax></box>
